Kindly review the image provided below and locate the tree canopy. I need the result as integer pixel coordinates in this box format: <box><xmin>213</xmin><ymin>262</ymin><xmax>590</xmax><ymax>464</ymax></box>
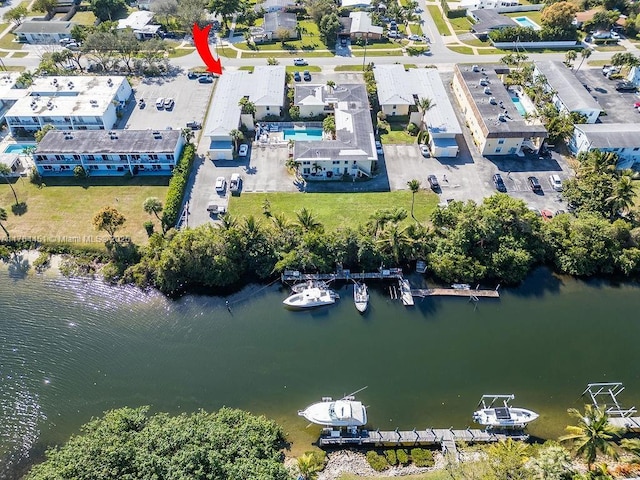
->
<box><xmin>27</xmin><ymin>406</ymin><xmax>289</xmax><ymax>480</ymax></box>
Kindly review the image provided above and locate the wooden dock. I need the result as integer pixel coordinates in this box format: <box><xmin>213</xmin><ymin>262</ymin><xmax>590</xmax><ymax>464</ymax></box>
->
<box><xmin>318</xmin><ymin>427</ymin><xmax>529</xmax><ymax>458</ymax></box>
<box><xmin>282</xmin><ymin>269</ymin><xmax>403</xmax><ymax>282</ymax></box>
<box><xmin>411</xmin><ymin>288</ymin><xmax>500</xmax><ymax>298</ymax></box>
<box><xmin>608</xmin><ymin>416</ymin><xmax>640</xmax><ymax>432</ymax></box>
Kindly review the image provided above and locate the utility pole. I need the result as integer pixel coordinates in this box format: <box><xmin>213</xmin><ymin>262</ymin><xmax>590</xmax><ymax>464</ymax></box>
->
<box><xmin>362</xmin><ymin>32</ymin><xmax>368</xmax><ymax>70</ymax></box>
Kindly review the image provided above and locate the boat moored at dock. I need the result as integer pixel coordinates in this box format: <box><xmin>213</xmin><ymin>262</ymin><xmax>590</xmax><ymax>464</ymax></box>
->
<box><xmin>283</xmin><ymin>285</ymin><xmax>339</xmax><ymax>309</ymax></box>
<box><xmin>298</xmin><ymin>388</ymin><xmax>368</xmax><ymax>427</ymax></box>
<box><xmin>353</xmin><ymin>282</ymin><xmax>369</xmax><ymax>313</ymax></box>
<box><xmin>473</xmin><ymin>394</ymin><xmax>539</xmax><ymax>429</ymax></box>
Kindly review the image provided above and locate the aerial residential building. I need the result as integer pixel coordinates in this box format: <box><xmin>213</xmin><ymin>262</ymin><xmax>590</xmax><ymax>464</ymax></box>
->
<box><xmin>452</xmin><ymin>64</ymin><xmax>547</xmax><ymax>155</ymax></box>
<box><xmin>262</xmin><ymin>12</ymin><xmax>298</xmax><ymax>40</ymax></box>
<box><xmin>570</xmin><ymin>124</ymin><xmax>640</xmax><ymax>170</ymax></box>
<box><xmin>117</xmin><ymin>11</ymin><xmax>161</xmax><ymax>39</ymax></box>
<box><xmin>374</xmin><ymin>65</ymin><xmax>462</xmax><ymax>157</ymax></box>
<box><xmin>4</xmin><ymin>76</ymin><xmax>132</xmax><ymax>137</ymax></box>
<box><xmin>254</xmin><ymin>0</ymin><xmax>297</xmax><ymax>13</ymax></box>
<box><xmin>293</xmin><ymin>83</ymin><xmax>377</xmax><ymax>179</ymax></box>
<box><xmin>469</xmin><ymin>10</ymin><xmax>518</xmax><ymax>36</ymax></box>
<box><xmin>204</xmin><ymin>66</ymin><xmax>286</xmax><ymax>160</ymax></box>
<box><xmin>533</xmin><ymin>61</ymin><xmax>602</xmax><ymax>123</ymax></box>
<box><xmin>33</xmin><ymin>129</ymin><xmax>185</xmax><ymax>176</ymax></box>
<box><xmin>13</xmin><ymin>21</ymin><xmax>74</xmax><ymax>44</ymax></box>
<box><xmin>294</xmin><ymin>84</ymin><xmax>329</xmax><ymax>118</ymax></box>
<box><xmin>461</xmin><ymin>0</ymin><xmax>519</xmax><ymax>9</ymax></box>
<box><xmin>345</xmin><ymin>12</ymin><xmax>383</xmax><ymax>40</ymax></box>
<box><xmin>0</xmin><ymin>73</ymin><xmax>26</xmax><ymax>125</ymax></box>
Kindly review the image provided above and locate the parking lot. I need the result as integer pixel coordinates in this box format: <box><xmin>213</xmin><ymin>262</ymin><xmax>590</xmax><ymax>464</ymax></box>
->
<box><xmin>575</xmin><ymin>67</ymin><xmax>640</xmax><ymax>123</ymax></box>
<box><xmin>122</xmin><ymin>75</ymin><xmax>214</xmax><ymax>131</ymax></box>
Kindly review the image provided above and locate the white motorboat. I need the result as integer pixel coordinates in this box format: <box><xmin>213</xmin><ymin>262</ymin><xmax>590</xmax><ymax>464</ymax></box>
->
<box><xmin>472</xmin><ymin>394</ymin><xmax>539</xmax><ymax>429</ymax></box>
<box><xmin>298</xmin><ymin>388</ymin><xmax>368</xmax><ymax>427</ymax></box>
<box><xmin>283</xmin><ymin>285</ymin><xmax>338</xmax><ymax>309</ymax></box>
<box><xmin>291</xmin><ymin>280</ymin><xmax>329</xmax><ymax>293</ymax></box>
<box><xmin>353</xmin><ymin>282</ymin><xmax>369</xmax><ymax>313</ymax></box>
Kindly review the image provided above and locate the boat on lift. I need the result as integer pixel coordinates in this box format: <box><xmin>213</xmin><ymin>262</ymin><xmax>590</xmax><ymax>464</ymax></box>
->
<box><xmin>298</xmin><ymin>387</ymin><xmax>368</xmax><ymax>427</ymax></box>
<box><xmin>283</xmin><ymin>284</ymin><xmax>339</xmax><ymax>309</ymax></box>
<box><xmin>291</xmin><ymin>280</ymin><xmax>330</xmax><ymax>293</ymax></box>
<box><xmin>353</xmin><ymin>282</ymin><xmax>369</xmax><ymax>313</ymax></box>
<box><xmin>472</xmin><ymin>394</ymin><xmax>539</xmax><ymax>429</ymax></box>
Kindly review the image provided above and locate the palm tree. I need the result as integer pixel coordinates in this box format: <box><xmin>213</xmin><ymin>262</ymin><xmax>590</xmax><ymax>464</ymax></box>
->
<box><xmin>621</xmin><ymin>438</ymin><xmax>640</xmax><ymax>463</ymax></box>
<box><xmin>181</xmin><ymin>127</ymin><xmax>194</xmax><ymax>144</ymax></box>
<box><xmin>238</xmin><ymin>97</ymin><xmax>256</xmax><ymax>115</ymax></box>
<box><xmin>272</xmin><ymin>212</ymin><xmax>291</xmax><ymax>232</ymax></box>
<box><xmin>230</xmin><ymin>129</ymin><xmax>244</xmax><ymax>153</ymax></box>
<box><xmin>0</xmin><ymin>207</ymin><xmax>9</xmax><ymax>239</ymax></box>
<box><xmin>326</xmin><ymin>80</ymin><xmax>335</xmax><ymax>93</ymax></box>
<box><xmin>565</xmin><ymin>50</ymin><xmax>577</xmax><ymax>69</ymax></box>
<box><xmin>407</xmin><ymin>179</ymin><xmax>421</xmax><ymax>220</ymax></box>
<box><xmin>143</xmin><ymin>197</ymin><xmax>164</xmax><ymax>230</ymax></box>
<box><xmin>0</xmin><ymin>164</ymin><xmax>18</xmax><ymax>205</ymax></box>
<box><xmin>575</xmin><ymin>48</ymin><xmax>592</xmax><ymax>73</ymax></box>
<box><xmin>217</xmin><ymin>213</ymin><xmax>237</xmax><ymax>230</ymax></box>
<box><xmin>376</xmin><ymin>224</ymin><xmax>413</xmax><ymax>264</ymax></box>
<box><xmin>240</xmin><ymin>215</ymin><xmax>263</xmax><ymax>241</ymax></box>
<box><xmin>297</xmin><ymin>453</ymin><xmax>322</xmax><ymax>480</ymax></box>
<box><xmin>295</xmin><ymin>207</ymin><xmax>322</xmax><ymax>232</ymax></box>
<box><xmin>559</xmin><ymin>404</ymin><xmax>624</xmax><ymax>471</ymax></box>
<box><xmin>607</xmin><ymin>173</ymin><xmax>635</xmax><ymax>217</ymax></box>
<box><xmin>416</xmin><ymin>97</ymin><xmax>435</xmax><ymax>132</ymax></box>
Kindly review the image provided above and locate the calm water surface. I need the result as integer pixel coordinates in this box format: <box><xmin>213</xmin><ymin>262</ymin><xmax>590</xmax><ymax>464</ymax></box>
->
<box><xmin>1</xmin><ymin>265</ymin><xmax>640</xmax><ymax>477</ymax></box>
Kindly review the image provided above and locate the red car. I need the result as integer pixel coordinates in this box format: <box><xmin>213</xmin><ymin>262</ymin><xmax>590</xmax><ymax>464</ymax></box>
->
<box><xmin>541</xmin><ymin>209</ymin><xmax>554</xmax><ymax>221</ymax></box>
<box><xmin>635</xmin><ymin>101</ymin><xmax>640</xmax><ymax>108</ymax></box>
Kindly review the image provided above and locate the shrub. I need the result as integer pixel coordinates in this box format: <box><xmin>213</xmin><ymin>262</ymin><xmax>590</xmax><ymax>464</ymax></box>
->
<box><xmin>410</xmin><ymin>448</ymin><xmax>435</xmax><ymax>467</ymax></box>
<box><xmin>384</xmin><ymin>449</ymin><xmax>397</xmax><ymax>465</ymax></box>
<box><xmin>32</xmin><ymin>251</ymin><xmax>51</xmax><ymax>273</ymax></box>
<box><xmin>407</xmin><ymin>46</ymin><xmax>428</xmax><ymax>56</ymax></box>
<box><xmin>366</xmin><ymin>451</ymin><xmax>389</xmax><ymax>471</ymax></box>
<box><xmin>397</xmin><ymin>448</ymin><xmax>409</xmax><ymax>466</ymax></box>
<box><xmin>162</xmin><ymin>143</ymin><xmax>195</xmax><ymax>230</ymax></box>
<box><xmin>29</xmin><ymin>166</ymin><xmax>42</xmax><ymax>185</ymax></box>
<box><xmin>407</xmin><ymin>122</ymin><xmax>419</xmax><ymax>135</ymax></box>
<box><xmin>144</xmin><ymin>221</ymin><xmax>154</xmax><ymax>237</ymax></box>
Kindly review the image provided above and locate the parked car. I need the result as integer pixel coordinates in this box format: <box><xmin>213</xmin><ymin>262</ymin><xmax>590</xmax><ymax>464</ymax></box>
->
<box><xmin>293</xmin><ymin>58</ymin><xmax>308</xmax><ymax>66</ymax></box>
<box><xmin>155</xmin><ymin>97</ymin><xmax>165</xmax><ymax>109</ymax></box>
<box><xmin>592</xmin><ymin>30</ymin><xmax>612</xmax><ymax>39</ymax></box>
<box><xmin>229</xmin><ymin>173</ymin><xmax>242</xmax><ymax>195</ymax></box>
<box><xmin>293</xmin><ymin>71</ymin><xmax>301</xmax><ymax>82</ymax></box>
<box><xmin>549</xmin><ymin>174</ymin><xmax>563</xmax><ymax>191</ymax></box>
<box><xmin>493</xmin><ymin>173</ymin><xmax>506</xmax><ymax>192</ymax></box>
<box><xmin>238</xmin><ymin>144</ymin><xmax>249</xmax><ymax>157</ymax></box>
<box><xmin>427</xmin><ymin>174</ymin><xmax>440</xmax><ymax>191</ymax></box>
<box><xmin>186</xmin><ymin>121</ymin><xmax>201</xmax><ymax>130</ymax></box>
<box><xmin>388</xmin><ymin>31</ymin><xmax>400</xmax><ymax>38</ymax></box>
<box><xmin>408</xmin><ymin>34</ymin><xmax>421</xmax><ymax>41</ymax></box>
<box><xmin>198</xmin><ymin>76</ymin><xmax>214</xmax><ymax>84</ymax></box>
<box><xmin>375</xmin><ymin>140</ymin><xmax>383</xmax><ymax>155</ymax></box>
<box><xmin>65</xmin><ymin>42</ymin><xmax>80</xmax><ymax>50</ymax></box>
<box><xmin>528</xmin><ymin>206</ymin><xmax>542</xmax><ymax>217</ymax></box>
<box><xmin>602</xmin><ymin>65</ymin><xmax>620</xmax><ymax>76</ymax></box>
<box><xmin>528</xmin><ymin>176</ymin><xmax>542</xmax><ymax>192</ymax></box>
<box><xmin>616</xmin><ymin>81</ymin><xmax>637</xmax><ymax>92</ymax></box>
<box><xmin>635</xmin><ymin>101</ymin><xmax>640</xmax><ymax>108</ymax></box>
<box><xmin>163</xmin><ymin>98</ymin><xmax>175</xmax><ymax>109</ymax></box>
<box><xmin>215</xmin><ymin>176</ymin><xmax>226</xmax><ymax>192</ymax></box>
<box><xmin>187</xmin><ymin>71</ymin><xmax>200</xmax><ymax>79</ymax></box>
<box><xmin>419</xmin><ymin>144</ymin><xmax>430</xmax><ymax>158</ymax></box>
<box><xmin>555</xmin><ymin>209</ymin><xmax>566</xmax><ymax>216</ymax></box>
<box><xmin>138</xmin><ymin>98</ymin><xmax>145</xmax><ymax>109</ymax></box>
<box><xmin>541</xmin><ymin>209</ymin><xmax>554</xmax><ymax>221</ymax></box>
<box><xmin>611</xmin><ymin>31</ymin><xmax>620</xmax><ymax>40</ymax></box>
<box><xmin>303</xmin><ymin>70</ymin><xmax>311</xmax><ymax>81</ymax></box>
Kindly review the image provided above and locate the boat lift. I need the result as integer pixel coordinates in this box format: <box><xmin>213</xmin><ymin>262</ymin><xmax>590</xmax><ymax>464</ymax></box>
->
<box><xmin>582</xmin><ymin>382</ymin><xmax>637</xmax><ymax>418</ymax></box>
<box><xmin>476</xmin><ymin>394</ymin><xmax>516</xmax><ymax>410</ymax></box>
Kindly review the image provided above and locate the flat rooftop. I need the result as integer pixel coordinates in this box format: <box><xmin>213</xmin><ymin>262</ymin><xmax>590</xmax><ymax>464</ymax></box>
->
<box><xmin>575</xmin><ymin>123</ymin><xmax>640</xmax><ymax>149</ymax></box>
<box><xmin>36</xmin><ymin>129</ymin><xmax>182</xmax><ymax>154</ymax></box>
<box><xmin>6</xmin><ymin>76</ymin><xmax>128</xmax><ymax>118</ymax></box>
<box><xmin>0</xmin><ymin>73</ymin><xmax>25</xmax><ymax>101</ymax></box>
<box><xmin>455</xmin><ymin>64</ymin><xmax>547</xmax><ymax>138</ymax></box>
<box><xmin>535</xmin><ymin>61</ymin><xmax>602</xmax><ymax>113</ymax></box>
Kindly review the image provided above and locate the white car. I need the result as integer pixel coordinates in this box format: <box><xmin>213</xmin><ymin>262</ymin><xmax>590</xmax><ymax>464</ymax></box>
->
<box><xmin>408</xmin><ymin>34</ymin><xmax>422</xmax><ymax>41</ymax></box>
<box><xmin>549</xmin><ymin>174</ymin><xmax>563</xmax><ymax>192</ymax></box>
<box><xmin>375</xmin><ymin>141</ymin><xmax>383</xmax><ymax>155</ymax></box>
<box><xmin>419</xmin><ymin>144</ymin><xmax>430</xmax><ymax>157</ymax></box>
<box><xmin>155</xmin><ymin>97</ymin><xmax>165</xmax><ymax>109</ymax></box>
<box><xmin>388</xmin><ymin>31</ymin><xmax>400</xmax><ymax>38</ymax></box>
<box><xmin>230</xmin><ymin>173</ymin><xmax>242</xmax><ymax>194</ymax></box>
<box><xmin>293</xmin><ymin>58</ymin><xmax>308</xmax><ymax>66</ymax></box>
<box><xmin>163</xmin><ymin>97</ymin><xmax>175</xmax><ymax>109</ymax></box>
<box><xmin>215</xmin><ymin>176</ymin><xmax>226</xmax><ymax>192</ymax></box>
<box><xmin>238</xmin><ymin>144</ymin><xmax>248</xmax><ymax>157</ymax></box>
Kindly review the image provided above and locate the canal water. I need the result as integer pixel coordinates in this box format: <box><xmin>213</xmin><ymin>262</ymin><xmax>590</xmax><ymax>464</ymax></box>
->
<box><xmin>1</xmin><ymin>265</ymin><xmax>640</xmax><ymax>477</ymax></box>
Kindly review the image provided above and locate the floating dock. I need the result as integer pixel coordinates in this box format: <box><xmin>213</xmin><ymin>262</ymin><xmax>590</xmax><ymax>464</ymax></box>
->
<box><xmin>282</xmin><ymin>268</ymin><xmax>403</xmax><ymax>282</ymax></box>
<box><xmin>583</xmin><ymin>382</ymin><xmax>640</xmax><ymax>433</ymax></box>
<box><xmin>318</xmin><ymin>427</ymin><xmax>529</xmax><ymax>458</ymax></box>
<box><xmin>411</xmin><ymin>288</ymin><xmax>500</xmax><ymax>299</ymax></box>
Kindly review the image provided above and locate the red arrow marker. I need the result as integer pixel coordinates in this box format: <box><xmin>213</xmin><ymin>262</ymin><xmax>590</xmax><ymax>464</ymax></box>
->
<box><xmin>192</xmin><ymin>23</ymin><xmax>223</xmax><ymax>75</ymax></box>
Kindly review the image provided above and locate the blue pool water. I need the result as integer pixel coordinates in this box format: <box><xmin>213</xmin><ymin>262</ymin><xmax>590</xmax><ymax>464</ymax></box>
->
<box><xmin>283</xmin><ymin>129</ymin><xmax>323</xmax><ymax>141</ymax></box>
<box><xmin>513</xmin><ymin>16</ymin><xmax>541</xmax><ymax>30</ymax></box>
<box><xmin>4</xmin><ymin>143</ymin><xmax>36</xmax><ymax>154</ymax></box>
<box><xmin>511</xmin><ymin>96</ymin><xmax>527</xmax><ymax>116</ymax></box>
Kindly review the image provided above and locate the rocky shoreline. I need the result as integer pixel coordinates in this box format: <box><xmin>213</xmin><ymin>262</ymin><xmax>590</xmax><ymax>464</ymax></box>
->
<box><xmin>316</xmin><ymin>451</ymin><xmax>446</xmax><ymax>480</ymax></box>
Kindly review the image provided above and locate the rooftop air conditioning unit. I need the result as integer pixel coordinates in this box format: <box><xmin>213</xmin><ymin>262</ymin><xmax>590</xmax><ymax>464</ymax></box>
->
<box><xmin>52</xmin><ymin>78</ymin><xmax>58</xmax><ymax>85</ymax></box>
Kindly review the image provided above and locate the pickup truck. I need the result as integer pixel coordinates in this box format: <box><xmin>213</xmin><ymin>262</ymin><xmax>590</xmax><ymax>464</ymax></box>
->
<box><xmin>229</xmin><ymin>173</ymin><xmax>241</xmax><ymax>195</ymax></box>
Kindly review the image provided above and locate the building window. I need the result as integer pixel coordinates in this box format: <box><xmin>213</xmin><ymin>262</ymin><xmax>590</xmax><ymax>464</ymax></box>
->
<box><xmin>332</xmin><ymin>160</ymin><xmax>339</xmax><ymax>164</ymax></box>
<box><xmin>266</xmin><ymin>106</ymin><xmax>270</xmax><ymax>111</ymax></box>
<box><xmin>633</xmin><ymin>147</ymin><xmax>639</xmax><ymax>151</ymax></box>
<box><xmin>495</xmin><ymin>147</ymin><xmax>502</xmax><ymax>153</ymax></box>
<box><xmin>392</xmin><ymin>105</ymin><xmax>396</xmax><ymax>109</ymax></box>
<box><xmin>498</xmin><ymin>139</ymin><xmax>505</xmax><ymax>145</ymax></box>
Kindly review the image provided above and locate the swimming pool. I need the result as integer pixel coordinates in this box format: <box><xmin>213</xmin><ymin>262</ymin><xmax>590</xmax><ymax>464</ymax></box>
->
<box><xmin>283</xmin><ymin>129</ymin><xmax>323</xmax><ymax>141</ymax></box>
<box><xmin>513</xmin><ymin>16</ymin><xmax>541</xmax><ymax>30</ymax></box>
<box><xmin>3</xmin><ymin>143</ymin><xmax>36</xmax><ymax>154</ymax></box>
<box><xmin>511</xmin><ymin>97</ymin><xmax>527</xmax><ymax>117</ymax></box>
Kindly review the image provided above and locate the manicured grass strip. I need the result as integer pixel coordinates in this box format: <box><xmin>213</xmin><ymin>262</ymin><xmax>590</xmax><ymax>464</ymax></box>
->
<box><xmin>381</xmin><ymin>123</ymin><xmax>416</xmax><ymax>144</ymax></box>
<box><xmin>587</xmin><ymin>59</ymin><xmax>610</xmax><ymax>66</ymax></box>
<box><xmin>595</xmin><ymin>45</ymin><xmax>626</xmax><ymax>51</ymax></box>
<box><xmin>0</xmin><ymin>176</ymin><xmax>170</xmax><ymax>244</ymax></box>
<box><xmin>408</xmin><ymin>23</ymin><xmax>424</xmax><ymax>36</ymax></box>
<box><xmin>168</xmin><ymin>47</ymin><xmax>195</xmax><ymax>58</ymax></box>
<box><xmin>238</xmin><ymin>66</ymin><xmax>255</xmax><ymax>71</ymax></box>
<box><xmin>0</xmin><ymin>31</ymin><xmax>23</xmax><ymax>50</ymax></box>
<box><xmin>71</xmin><ymin>10</ymin><xmax>97</xmax><ymax>25</ymax></box>
<box><xmin>404</xmin><ymin>63</ymin><xmax>417</xmax><ymax>69</ymax></box>
<box><xmin>334</xmin><ymin>65</ymin><xmax>367</xmax><ymax>71</ymax></box>
<box><xmin>351</xmin><ymin>49</ymin><xmax>403</xmax><ymax>56</ymax></box>
<box><xmin>351</xmin><ymin>39</ymin><xmax>402</xmax><ymax>50</ymax></box>
<box><xmin>229</xmin><ymin>191</ymin><xmax>439</xmax><ymax>230</ymax></box>
<box><xmin>241</xmin><ymin>51</ymin><xmax>334</xmax><ymax>58</ymax></box>
<box><xmin>427</xmin><ymin>5</ymin><xmax>451</xmax><ymax>36</ymax></box>
<box><xmin>285</xmin><ymin>65</ymin><xmax>322</xmax><ymax>72</ymax></box>
<box><xmin>448</xmin><ymin>45</ymin><xmax>473</xmax><ymax>54</ymax></box>
<box><xmin>449</xmin><ymin>16</ymin><xmax>472</xmax><ymax>32</ymax></box>
<box><xmin>478</xmin><ymin>48</ymin><xmax>505</xmax><ymax>54</ymax></box>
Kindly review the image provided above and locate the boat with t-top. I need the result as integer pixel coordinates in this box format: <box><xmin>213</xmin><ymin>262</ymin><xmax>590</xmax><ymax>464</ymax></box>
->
<box><xmin>298</xmin><ymin>387</ymin><xmax>368</xmax><ymax>427</ymax></box>
<box><xmin>472</xmin><ymin>394</ymin><xmax>539</xmax><ymax>429</ymax></box>
<box><xmin>283</xmin><ymin>284</ymin><xmax>339</xmax><ymax>309</ymax></box>
<box><xmin>353</xmin><ymin>282</ymin><xmax>369</xmax><ymax>313</ymax></box>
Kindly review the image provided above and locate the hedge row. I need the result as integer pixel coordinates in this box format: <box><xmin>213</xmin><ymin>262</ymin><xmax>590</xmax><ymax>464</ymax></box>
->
<box><xmin>162</xmin><ymin>143</ymin><xmax>195</xmax><ymax>230</ymax></box>
<box><xmin>366</xmin><ymin>448</ymin><xmax>435</xmax><ymax>471</ymax></box>
<box><xmin>440</xmin><ymin>0</ymin><xmax>467</xmax><ymax>19</ymax></box>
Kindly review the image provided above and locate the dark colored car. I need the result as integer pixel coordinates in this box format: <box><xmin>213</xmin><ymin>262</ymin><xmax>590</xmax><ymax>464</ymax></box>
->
<box><xmin>528</xmin><ymin>176</ymin><xmax>542</xmax><ymax>192</ymax></box>
<box><xmin>303</xmin><ymin>70</ymin><xmax>311</xmax><ymax>81</ymax></box>
<box><xmin>198</xmin><ymin>75</ymin><xmax>214</xmax><ymax>83</ymax></box>
<box><xmin>427</xmin><ymin>174</ymin><xmax>440</xmax><ymax>191</ymax></box>
<box><xmin>187</xmin><ymin>71</ymin><xmax>199</xmax><ymax>79</ymax></box>
<box><xmin>340</xmin><ymin>37</ymin><xmax>348</xmax><ymax>47</ymax></box>
<box><xmin>293</xmin><ymin>71</ymin><xmax>301</xmax><ymax>82</ymax></box>
<box><xmin>493</xmin><ymin>173</ymin><xmax>506</xmax><ymax>192</ymax></box>
<box><xmin>186</xmin><ymin>121</ymin><xmax>202</xmax><ymax>130</ymax></box>
<box><xmin>616</xmin><ymin>81</ymin><xmax>637</xmax><ymax>92</ymax></box>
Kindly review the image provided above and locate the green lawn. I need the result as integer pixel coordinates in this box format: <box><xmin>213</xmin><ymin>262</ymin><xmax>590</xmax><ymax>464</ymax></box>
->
<box><xmin>0</xmin><ymin>30</ymin><xmax>23</xmax><ymax>50</ymax></box>
<box><xmin>285</xmin><ymin>65</ymin><xmax>322</xmax><ymax>72</ymax></box>
<box><xmin>241</xmin><ymin>50</ymin><xmax>334</xmax><ymax>58</ymax></box>
<box><xmin>167</xmin><ymin>47</ymin><xmax>196</xmax><ymax>58</ymax></box>
<box><xmin>587</xmin><ymin>59</ymin><xmax>610</xmax><ymax>66</ymax></box>
<box><xmin>236</xmin><ymin>20</ymin><xmax>330</xmax><ymax>52</ymax></box>
<box><xmin>351</xmin><ymin>49</ymin><xmax>403</xmax><ymax>56</ymax></box>
<box><xmin>10</xmin><ymin>51</ymin><xmax>28</xmax><ymax>58</ymax></box>
<box><xmin>70</xmin><ymin>10</ymin><xmax>97</xmax><ymax>26</ymax></box>
<box><xmin>380</xmin><ymin>123</ymin><xmax>416</xmax><ymax>144</ymax></box>
<box><xmin>351</xmin><ymin>39</ymin><xmax>401</xmax><ymax>50</ymax></box>
<box><xmin>427</xmin><ymin>6</ymin><xmax>451</xmax><ymax>35</ymax></box>
<box><xmin>449</xmin><ymin>15</ymin><xmax>472</xmax><ymax>32</ymax></box>
<box><xmin>595</xmin><ymin>45</ymin><xmax>626</xmax><ymax>51</ymax></box>
<box><xmin>460</xmin><ymin>38</ymin><xmax>488</xmax><ymax>47</ymax></box>
<box><xmin>404</xmin><ymin>63</ymin><xmax>417</xmax><ymax>69</ymax></box>
<box><xmin>448</xmin><ymin>45</ymin><xmax>473</xmax><ymax>54</ymax></box>
<box><xmin>478</xmin><ymin>48</ymin><xmax>504</xmax><ymax>54</ymax></box>
<box><xmin>0</xmin><ymin>176</ymin><xmax>170</xmax><ymax>244</ymax></box>
<box><xmin>408</xmin><ymin>22</ymin><xmax>424</xmax><ymax>36</ymax></box>
<box><xmin>334</xmin><ymin>65</ymin><xmax>368</xmax><ymax>71</ymax></box>
<box><xmin>229</xmin><ymin>191</ymin><xmax>438</xmax><ymax>229</ymax></box>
